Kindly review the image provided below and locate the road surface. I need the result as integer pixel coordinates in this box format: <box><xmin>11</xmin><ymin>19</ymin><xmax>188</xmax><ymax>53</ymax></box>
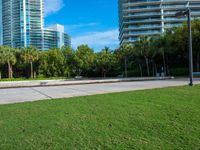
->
<box><xmin>0</xmin><ymin>78</ymin><xmax>199</xmax><ymax>105</ymax></box>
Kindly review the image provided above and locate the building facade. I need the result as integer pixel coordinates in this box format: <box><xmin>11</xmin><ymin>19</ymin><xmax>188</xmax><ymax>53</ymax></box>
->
<box><xmin>119</xmin><ymin>0</ymin><xmax>200</xmax><ymax>45</ymax></box>
<box><xmin>0</xmin><ymin>0</ymin><xmax>2</xmax><ymax>45</ymax></box>
<box><xmin>44</xmin><ymin>24</ymin><xmax>71</xmax><ymax>50</ymax></box>
<box><xmin>0</xmin><ymin>0</ymin><xmax>70</xmax><ymax>50</ymax></box>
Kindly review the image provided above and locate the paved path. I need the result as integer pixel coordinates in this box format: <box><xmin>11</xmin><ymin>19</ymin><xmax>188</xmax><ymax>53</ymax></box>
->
<box><xmin>0</xmin><ymin>77</ymin><xmax>173</xmax><ymax>88</ymax></box>
<box><xmin>0</xmin><ymin>78</ymin><xmax>199</xmax><ymax>105</ymax></box>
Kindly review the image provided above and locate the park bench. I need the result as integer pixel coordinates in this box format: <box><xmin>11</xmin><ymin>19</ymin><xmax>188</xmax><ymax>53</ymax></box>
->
<box><xmin>117</xmin><ymin>75</ymin><xmax>124</xmax><ymax>78</ymax></box>
<box><xmin>40</xmin><ymin>81</ymin><xmax>48</xmax><ymax>86</ymax></box>
<box><xmin>74</xmin><ymin>76</ymin><xmax>83</xmax><ymax>80</ymax></box>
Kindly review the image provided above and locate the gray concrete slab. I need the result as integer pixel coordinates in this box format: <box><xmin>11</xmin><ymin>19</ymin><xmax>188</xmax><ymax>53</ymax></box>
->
<box><xmin>0</xmin><ymin>77</ymin><xmax>174</xmax><ymax>88</ymax></box>
<box><xmin>0</xmin><ymin>88</ymin><xmax>48</xmax><ymax>104</ymax></box>
<box><xmin>0</xmin><ymin>78</ymin><xmax>199</xmax><ymax>105</ymax></box>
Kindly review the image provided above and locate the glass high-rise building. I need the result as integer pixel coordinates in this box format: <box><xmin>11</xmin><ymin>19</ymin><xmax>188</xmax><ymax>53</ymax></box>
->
<box><xmin>44</xmin><ymin>24</ymin><xmax>71</xmax><ymax>50</ymax></box>
<box><xmin>119</xmin><ymin>0</ymin><xmax>200</xmax><ymax>45</ymax></box>
<box><xmin>0</xmin><ymin>0</ymin><xmax>70</xmax><ymax>50</ymax></box>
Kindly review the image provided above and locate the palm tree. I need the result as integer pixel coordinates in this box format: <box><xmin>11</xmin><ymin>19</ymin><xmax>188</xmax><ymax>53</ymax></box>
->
<box><xmin>153</xmin><ymin>35</ymin><xmax>167</xmax><ymax>76</ymax></box>
<box><xmin>130</xmin><ymin>45</ymin><xmax>144</xmax><ymax>77</ymax></box>
<box><xmin>135</xmin><ymin>36</ymin><xmax>151</xmax><ymax>76</ymax></box>
<box><xmin>21</xmin><ymin>46</ymin><xmax>39</xmax><ymax>78</ymax></box>
<box><xmin>96</xmin><ymin>47</ymin><xmax>116</xmax><ymax>78</ymax></box>
<box><xmin>0</xmin><ymin>46</ymin><xmax>6</xmax><ymax>79</ymax></box>
<box><xmin>117</xmin><ymin>43</ymin><xmax>133</xmax><ymax>77</ymax></box>
<box><xmin>192</xmin><ymin>19</ymin><xmax>200</xmax><ymax>72</ymax></box>
<box><xmin>0</xmin><ymin>46</ymin><xmax>16</xmax><ymax>79</ymax></box>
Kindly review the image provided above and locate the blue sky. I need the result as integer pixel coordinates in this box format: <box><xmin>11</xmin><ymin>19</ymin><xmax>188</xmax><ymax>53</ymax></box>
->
<box><xmin>44</xmin><ymin>0</ymin><xmax>119</xmax><ymax>51</ymax></box>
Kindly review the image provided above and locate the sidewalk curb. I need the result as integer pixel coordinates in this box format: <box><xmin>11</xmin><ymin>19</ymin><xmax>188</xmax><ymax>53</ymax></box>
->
<box><xmin>0</xmin><ymin>77</ymin><xmax>174</xmax><ymax>89</ymax></box>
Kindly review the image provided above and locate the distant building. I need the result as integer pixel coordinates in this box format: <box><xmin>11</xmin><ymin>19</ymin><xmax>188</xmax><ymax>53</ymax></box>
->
<box><xmin>44</xmin><ymin>24</ymin><xmax>71</xmax><ymax>50</ymax></box>
<box><xmin>119</xmin><ymin>0</ymin><xmax>200</xmax><ymax>45</ymax></box>
<box><xmin>0</xmin><ymin>0</ymin><xmax>70</xmax><ymax>50</ymax></box>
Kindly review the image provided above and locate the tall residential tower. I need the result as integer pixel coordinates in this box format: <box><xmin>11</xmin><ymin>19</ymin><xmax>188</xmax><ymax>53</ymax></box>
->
<box><xmin>119</xmin><ymin>0</ymin><xmax>200</xmax><ymax>45</ymax></box>
<box><xmin>0</xmin><ymin>0</ymin><xmax>70</xmax><ymax>50</ymax></box>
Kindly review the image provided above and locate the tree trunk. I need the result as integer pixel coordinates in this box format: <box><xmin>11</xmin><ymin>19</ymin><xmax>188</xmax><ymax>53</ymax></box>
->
<box><xmin>10</xmin><ymin>65</ymin><xmax>13</xmax><ymax>78</ymax></box>
<box><xmin>162</xmin><ymin>51</ymin><xmax>167</xmax><ymax>76</ymax></box>
<box><xmin>7</xmin><ymin>61</ymin><xmax>11</xmax><ymax>78</ymax></box>
<box><xmin>78</xmin><ymin>69</ymin><xmax>82</xmax><ymax>76</ymax></box>
<box><xmin>68</xmin><ymin>72</ymin><xmax>70</xmax><ymax>78</ymax></box>
<box><xmin>104</xmin><ymin>73</ymin><xmax>106</xmax><ymax>78</ymax></box>
<box><xmin>152</xmin><ymin>60</ymin><xmax>155</xmax><ymax>77</ymax></box>
<box><xmin>197</xmin><ymin>52</ymin><xmax>200</xmax><ymax>72</ymax></box>
<box><xmin>102</xmin><ymin>68</ymin><xmax>104</xmax><ymax>78</ymax></box>
<box><xmin>104</xmin><ymin>70</ymin><xmax>107</xmax><ymax>78</ymax></box>
<box><xmin>124</xmin><ymin>57</ymin><xmax>128</xmax><ymax>78</ymax></box>
<box><xmin>34</xmin><ymin>71</ymin><xmax>36</xmax><ymax>78</ymax></box>
<box><xmin>30</xmin><ymin>61</ymin><xmax>33</xmax><ymax>78</ymax></box>
<box><xmin>166</xmin><ymin>55</ymin><xmax>170</xmax><ymax>76</ymax></box>
<box><xmin>145</xmin><ymin>57</ymin><xmax>150</xmax><ymax>77</ymax></box>
<box><xmin>139</xmin><ymin>64</ymin><xmax>143</xmax><ymax>77</ymax></box>
<box><xmin>155</xmin><ymin>62</ymin><xmax>158</xmax><ymax>76</ymax></box>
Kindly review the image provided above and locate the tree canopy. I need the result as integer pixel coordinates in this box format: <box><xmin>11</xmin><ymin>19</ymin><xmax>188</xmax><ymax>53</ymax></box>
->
<box><xmin>0</xmin><ymin>19</ymin><xmax>200</xmax><ymax>79</ymax></box>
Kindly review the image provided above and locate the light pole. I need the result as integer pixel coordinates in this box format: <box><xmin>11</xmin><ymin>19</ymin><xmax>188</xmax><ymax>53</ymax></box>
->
<box><xmin>175</xmin><ymin>8</ymin><xmax>194</xmax><ymax>86</ymax></box>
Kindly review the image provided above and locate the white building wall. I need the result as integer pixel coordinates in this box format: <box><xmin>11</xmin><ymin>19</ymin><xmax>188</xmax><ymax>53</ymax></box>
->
<box><xmin>47</xmin><ymin>24</ymin><xmax>65</xmax><ymax>48</ymax></box>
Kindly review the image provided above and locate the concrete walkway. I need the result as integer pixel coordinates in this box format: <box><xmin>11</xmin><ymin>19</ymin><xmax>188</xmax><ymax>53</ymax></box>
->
<box><xmin>0</xmin><ymin>78</ymin><xmax>199</xmax><ymax>105</ymax></box>
<box><xmin>0</xmin><ymin>77</ymin><xmax>173</xmax><ymax>88</ymax></box>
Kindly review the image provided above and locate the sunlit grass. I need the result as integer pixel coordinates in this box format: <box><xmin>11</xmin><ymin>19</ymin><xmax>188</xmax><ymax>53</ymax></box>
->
<box><xmin>0</xmin><ymin>85</ymin><xmax>200</xmax><ymax>149</ymax></box>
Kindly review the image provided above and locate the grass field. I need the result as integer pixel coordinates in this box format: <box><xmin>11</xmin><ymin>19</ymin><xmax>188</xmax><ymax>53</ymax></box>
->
<box><xmin>0</xmin><ymin>85</ymin><xmax>200</xmax><ymax>149</ymax></box>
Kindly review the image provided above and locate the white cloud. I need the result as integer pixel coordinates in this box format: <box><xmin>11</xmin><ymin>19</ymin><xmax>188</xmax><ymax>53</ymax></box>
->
<box><xmin>44</xmin><ymin>0</ymin><xmax>64</xmax><ymax>16</ymax></box>
<box><xmin>72</xmin><ymin>29</ymin><xmax>119</xmax><ymax>50</ymax></box>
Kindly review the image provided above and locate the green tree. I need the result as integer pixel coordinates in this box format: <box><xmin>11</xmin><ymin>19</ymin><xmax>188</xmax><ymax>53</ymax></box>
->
<box><xmin>39</xmin><ymin>48</ymin><xmax>66</xmax><ymax>77</ymax></box>
<box><xmin>163</xmin><ymin>29</ymin><xmax>182</xmax><ymax>75</ymax></box>
<box><xmin>0</xmin><ymin>46</ymin><xmax>17</xmax><ymax>78</ymax></box>
<box><xmin>61</xmin><ymin>46</ymin><xmax>76</xmax><ymax>77</ymax></box>
<box><xmin>21</xmin><ymin>47</ymin><xmax>39</xmax><ymax>78</ymax></box>
<box><xmin>96</xmin><ymin>47</ymin><xmax>117</xmax><ymax>78</ymax></box>
<box><xmin>117</xmin><ymin>44</ymin><xmax>133</xmax><ymax>77</ymax></box>
<box><xmin>191</xmin><ymin>19</ymin><xmax>200</xmax><ymax>72</ymax></box>
<box><xmin>74</xmin><ymin>45</ymin><xmax>95</xmax><ymax>76</ymax></box>
<box><xmin>0</xmin><ymin>46</ymin><xmax>6</xmax><ymax>79</ymax></box>
<box><xmin>151</xmin><ymin>36</ymin><xmax>167</xmax><ymax>75</ymax></box>
<box><xmin>135</xmin><ymin>36</ymin><xmax>152</xmax><ymax>76</ymax></box>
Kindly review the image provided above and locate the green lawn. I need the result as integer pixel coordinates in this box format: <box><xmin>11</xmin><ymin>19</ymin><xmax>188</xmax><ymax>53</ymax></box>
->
<box><xmin>0</xmin><ymin>86</ymin><xmax>200</xmax><ymax>149</ymax></box>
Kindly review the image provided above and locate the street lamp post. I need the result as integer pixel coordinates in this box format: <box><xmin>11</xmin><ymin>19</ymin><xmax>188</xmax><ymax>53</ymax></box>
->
<box><xmin>175</xmin><ymin>8</ymin><xmax>194</xmax><ymax>86</ymax></box>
